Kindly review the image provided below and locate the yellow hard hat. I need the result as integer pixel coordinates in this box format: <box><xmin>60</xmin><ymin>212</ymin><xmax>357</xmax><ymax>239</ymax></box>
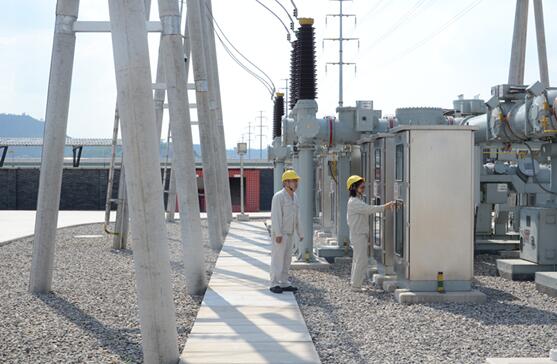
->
<box><xmin>346</xmin><ymin>175</ymin><xmax>364</xmax><ymax>190</ymax></box>
<box><xmin>282</xmin><ymin>169</ymin><xmax>301</xmax><ymax>182</ymax></box>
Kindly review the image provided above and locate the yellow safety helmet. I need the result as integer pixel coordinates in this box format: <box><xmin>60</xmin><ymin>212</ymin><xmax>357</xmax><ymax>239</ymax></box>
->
<box><xmin>282</xmin><ymin>169</ymin><xmax>301</xmax><ymax>182</ymax></box>
<box><xmin>346</xmin><ymin>175</ymin><xmax>364</xmax><ymax>190</ymax></box>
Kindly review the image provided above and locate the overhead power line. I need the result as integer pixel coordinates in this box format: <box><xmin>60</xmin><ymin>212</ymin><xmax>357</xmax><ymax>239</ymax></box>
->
<box><xmin>381</xmin><ymin>0</ymin><xmax>484</xmax><ymax>66</ymax></box>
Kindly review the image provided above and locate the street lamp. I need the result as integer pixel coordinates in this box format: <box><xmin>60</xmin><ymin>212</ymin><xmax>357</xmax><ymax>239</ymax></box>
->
<box><xmin>236</xmin><ymin>142</ymin><xmax>249</xmax><ymax>221</ymax></box>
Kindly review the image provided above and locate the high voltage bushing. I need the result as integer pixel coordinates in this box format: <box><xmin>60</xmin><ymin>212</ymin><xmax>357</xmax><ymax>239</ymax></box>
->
<box><xmin>273</xmin><ymin>92</ymin><xmax>285</xmax><ymax>138</ymax></box>
<box><xmin>297</xmin><ymin>18</ymin><xmax>317</xmax><ymax>101</ymax></box>
<box><xmin>289</xmin><ymin>37</ymin><xmax>299</xmax><ymax>110</ymax></box>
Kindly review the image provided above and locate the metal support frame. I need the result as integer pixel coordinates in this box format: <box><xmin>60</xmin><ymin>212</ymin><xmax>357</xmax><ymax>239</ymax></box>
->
<box><xmin>71</xmin><ymin>145</ymin><xmax>83</xmax><ymax>167</ymax></box>
<box><xmin>0</xmin><ymin>146</ymin><xmax>8</xmax><ymax>167</ymax></box>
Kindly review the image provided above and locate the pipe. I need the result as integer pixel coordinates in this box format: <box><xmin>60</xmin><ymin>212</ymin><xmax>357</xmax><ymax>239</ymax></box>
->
<box><xmin>297</xmin><ymin>145</ymin><xmax>316</xmax><ymax>261</ymax></box>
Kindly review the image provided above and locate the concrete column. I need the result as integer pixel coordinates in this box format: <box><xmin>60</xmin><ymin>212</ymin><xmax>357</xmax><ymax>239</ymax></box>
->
<box><xmin>533</xmin><ymin>0</ymin><xmax>550</xmax><ymax>87</ymax></box>
<box><xmin>166</xmin><ymin>171</ymin><xmax>177</xmax><ymax>222</ymax></box>
<box><xmin>113</xmin><ymin>166</ymin><xmax>129</xmax><ymax>249</ymax></box>
<box><xmin>274</xmin><ymin>160</ymin><xmax>285</xmax><ymax>193</ymax></box>
<box><xmin>187</xmin><ymin>0</ymin><xmax>223</xmax><ymax>249</ymax></box>
<box><xmin>158</xmin><ymin>0</ymin><xmax>207</xmax><ymax>295</ymax></box>
<box><xmin>297</xmin><ymin>145</ymin><xmax>315</xmax><ymax>261</ymax></box>
<box><xmin>199</xmin><ymin>1</ymin><xmax>228</xmax><ymax>236</ymax></box>
<box><xmin>336</xmin><ymin>151</ymin><xmax>350</xmax><ymax>246</ymax></box>
<box><xmin>108</xmin><ymin>0</ymin><xmax>179</xmax><ymax>362</ymax></box>
<box><xmin>29</xmin><ymin>0</ymin><xmax>80</xmax><ymax>293</ymax></box>
<box><xmin>111</xmin><ymin>0</ymin><xmax>155</xmax><ymax>251</ymax></box>
<box><xmin>204</xmin><ymin>0</ymin><xmax>233</xmax><ymax>225</ymax></box>
<box><xmin>509</xmin><ymin>0</ymin><xmax>529</xmax><ymax>85</ymax></box>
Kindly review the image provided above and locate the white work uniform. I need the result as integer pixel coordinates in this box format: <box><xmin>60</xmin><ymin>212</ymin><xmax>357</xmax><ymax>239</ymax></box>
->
<box><xmin>270</xmin><ymin>188</ymin><xmax>303</xmax><ymax>288</ymax></box>
<box><xmin>347</xmin><ymin>196</ymin><xmax>385</xmax><ymax>288</ymax></box>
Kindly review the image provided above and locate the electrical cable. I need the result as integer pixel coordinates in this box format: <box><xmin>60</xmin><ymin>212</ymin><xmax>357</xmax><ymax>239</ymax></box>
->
<box><xmin>271</xmin><ymin>0</ymin><xmax>295</xmax><ymax>29</ymax></box>
<box><xmin>254</xmin><ymin>0</ymin><xmax>293</xmax><ymax>40</ymax></box>
<box><xmin>523</xmin><ymin>142</ymin><xmax>557</xmax><ymax>195</ymax></box>
<box><xmin>205</xmin><ymin>4</ymin><xmax>276</xmax><ymax>93</ymax></box>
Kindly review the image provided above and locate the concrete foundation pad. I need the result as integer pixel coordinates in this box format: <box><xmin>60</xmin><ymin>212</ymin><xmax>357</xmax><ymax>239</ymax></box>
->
<box><xmin>291</xmin><ymin>258</ymin><xmax>330</xmax><ymax>271</ymax></box>
<box><xmin>475</xmin><ymin>239</ymin><xmax>520</xmax><ymax>253</ymax></box>
<box><xmin>497</xmin><ymin>259</ymin><xmax>557</xmax><ymax>281</ymax></box>
<box><xmin>536</xmin><ymin>272</ymin><xmax>557</xmax><ymax>297</ymax></box>
<box><xmin>486</xmin><ymin>358</ymin><xmax>556</xmax><ymax>364</ymax></box>
<box><xmin>372</xmin><ymin>274</ymin><xmax>397</xmax><ymax>288</ymax></box>
<box><xmin>498</xmin><ymin>250</ymin><xmax>521</xmax><ymax>259</ymax></box>
<box><xmin>394</xmin><ymin>289</ymin><xmax>487</xmax><ymax>304</ymax></box>
<box><xmin>383</xmin><ymin>280</ymin><xmax>399</xmax><ymax>293</ymax></box>
<box><xmin>236</xmin><ymin>214</ymin><xmax>250</xmax><ymax>222</ymax></box>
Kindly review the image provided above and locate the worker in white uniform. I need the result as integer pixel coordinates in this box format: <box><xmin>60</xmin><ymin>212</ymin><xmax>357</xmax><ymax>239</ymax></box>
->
<box><xmin>270</xmin><ymin>170</ymin><xmax>304</xmax><ymax>294</ymax></box>
<box><xmin>346</xmin><ymin>175</ymin><xmax>395</xmax><ymax>291</ymax></box>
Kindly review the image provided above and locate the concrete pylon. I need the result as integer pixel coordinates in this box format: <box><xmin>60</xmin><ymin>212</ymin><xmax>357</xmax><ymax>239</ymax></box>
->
<box><xmin>187</xmin><ymin>0</ymin><xmax>224</xmax><ymax>250</ymax></box>
<box><xmin>203</xmin><ymin>0</ymin><xmax>233</xmax><ymax>226</ymax></box>
<box><xmin>509</xmin><ymin>0</ymin><xmax>529</xmax><ymax>85</ymax></box>
<box><xmin>107</xmin><ymin>0</ymin><xmax>179</xmax><ymax>362</ymax></box>
<box><xmin>200</xmin><ymin>2</ymin><xmax>228</xmax><ymax>236</ymax></box>
<box><xmin>158</xmin><ymin>0</ymin><xmax>207</xmax><ymax>295</ymax></box>
<box><xmin>111</xmin><ymin>0</ymin><xmax>155</xmax><ymax>251</ymax></box>
<box><xmin>29</xmin><ymin>0</ymin><xmax>80</xmax><ymax>294</ymax></box>
<box><xmin>533</xmin><ymin>0</ymin><xmax>550</xmax><ymax>87</ymax></box>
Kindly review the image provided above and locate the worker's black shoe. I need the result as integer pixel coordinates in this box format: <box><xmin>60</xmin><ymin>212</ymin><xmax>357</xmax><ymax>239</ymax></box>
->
<box><xmin>270</xmin><ymin>286</ymin><xmax>283</xmax><ymax>294</ymax></box>
<box><xmin>282</xmin><ymin>286</ymin><xmax>298</xmax><ymax>292</ymax></box>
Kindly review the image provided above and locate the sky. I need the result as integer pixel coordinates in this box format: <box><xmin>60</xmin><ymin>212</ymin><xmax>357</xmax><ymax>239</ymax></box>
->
<box><xmin>1</xmin><ymin>0</ymin><xmax>557</xmax><ymax>149</ymax></box>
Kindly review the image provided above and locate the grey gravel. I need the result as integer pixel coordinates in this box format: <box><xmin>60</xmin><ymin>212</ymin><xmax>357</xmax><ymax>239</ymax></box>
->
<box><xmin>293</xmin><ymin>254</ymin><xmax>557</xmax><ymax>364</ymax></box>
<box><xmin>0</xmin><ymin>221</ymin><xmax>218</xmax><ymax>363</ymax></box>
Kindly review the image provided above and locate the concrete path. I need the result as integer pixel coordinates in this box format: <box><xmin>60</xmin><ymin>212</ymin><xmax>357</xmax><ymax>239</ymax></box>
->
<box><xmin>180</xmin><ymin>221</ymin><xmax>321</xmax><ymax>364</ymax></box>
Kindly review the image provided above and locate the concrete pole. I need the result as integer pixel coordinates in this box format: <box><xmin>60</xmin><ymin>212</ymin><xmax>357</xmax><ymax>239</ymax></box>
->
<box><xmin>113</xmin><ymin>166</ymin><xmax>129</xmax><ymax>249</ymax></box>
<box><xmin>336</xmin><ymin>151</ymin><xmax>350</xmax><ymax>246</ymax></box>
<box><xmin>205</xmin><ymin>0</ymin><xmax>233</xmax><ymax>224</ymax></box>
<box><xmin>29</xmin><ymin>0</ymin><xmax>80</xmax><ymax>293</ymax></box>
<box><xmin>166</xmin><ymin>171</ymin><xmax>177</xmax><ymax>222</ymax></box>
<box><xmin>187</xmin><ymin>0</ymin><xmax>223</xmax><ymax>250</ymax></box>
<box><xmin>297</xmin><ymin>145</ymin><xmax>315</xmax><ymax>261</ymax></box>
<box><xmin>201</xmin><ymin>0</ymin><xmax>232</xmax><ymax>233</ymax></box>
<box><xmin>158</xmin><ymin>0</ymin><xmax>207</xmax><ymax>295</ymax></box>
<box><xmin>111</xmin><ymin>0</ymin><xmax>154</xmax><ymax>251</ymax></box>
<box><xmin>508</xmin><ymin>0</ymin><xmax>529</xmax><ymax>85</ymax></box>
<box><xmin>533</xmin><ymin>0</ymin><xmax>550</xmax><ymax>87</ymax></box>
<box><xmin>107</xmin><ymin>0</ymin><xmax>179</xmax><ymax>362</ymax></box>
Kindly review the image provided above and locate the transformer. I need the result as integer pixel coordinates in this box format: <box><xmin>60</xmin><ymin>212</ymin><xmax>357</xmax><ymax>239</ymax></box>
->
<box><xmin>392</xmin><ymin>125</ymin><xmax>476</xmax><ymax>291</ymax></box>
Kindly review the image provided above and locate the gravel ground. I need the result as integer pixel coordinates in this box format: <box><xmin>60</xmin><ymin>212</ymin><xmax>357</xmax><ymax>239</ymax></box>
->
<box><xmin>0</xmin><ymin>221</ymin><xmax>218</xmax><ymax>363</ymax></box>
<box><xmin>293</xmin><ymin>255</ymin><xmax>557</xmax><ymax>364</ymax></box>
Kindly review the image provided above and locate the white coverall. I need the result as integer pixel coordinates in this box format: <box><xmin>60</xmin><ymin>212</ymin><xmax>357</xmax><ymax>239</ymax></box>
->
<box><xmin>270</xmin><ymin>188</ymin><xmax>303</xmax><ymax>287</ymax></box>
<box><xmin>347</xmin><ymin>196</ymin><xmax>385</xmax><ymax>288</ymax></box>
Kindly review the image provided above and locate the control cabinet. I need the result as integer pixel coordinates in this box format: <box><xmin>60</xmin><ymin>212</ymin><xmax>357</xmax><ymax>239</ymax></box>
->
<box><xmin>392</xmin><ymin>126</ymin><xmax>476</xmax><ymax>291</ymax></box>
<box><xmin>520</xmin><ymin>207</ymin><xmax>557</xmax><ymax>264</ymax></box>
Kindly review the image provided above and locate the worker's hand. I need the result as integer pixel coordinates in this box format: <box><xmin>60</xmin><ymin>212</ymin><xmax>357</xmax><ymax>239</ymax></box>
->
<box><xmin>275</xmin><ymin>236</ymin><xmax>283</xmax><ymax>244</ymax></box>
<box><xmin>300</xmin><ymin>236</ymin><xmax>304</xmax><ymax>241</ymax></box>
<box><xmin>385</xmin><ymin>201</ymin><xmax>396</xmax><ymax>209</ymax></box>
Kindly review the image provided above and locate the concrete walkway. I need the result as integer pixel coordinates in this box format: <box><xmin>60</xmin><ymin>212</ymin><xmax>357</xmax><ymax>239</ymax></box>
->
<box><xmin>180</xmin><ymin>221</ymin><xmax>321</xmax><ymax>364</ymax></box>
